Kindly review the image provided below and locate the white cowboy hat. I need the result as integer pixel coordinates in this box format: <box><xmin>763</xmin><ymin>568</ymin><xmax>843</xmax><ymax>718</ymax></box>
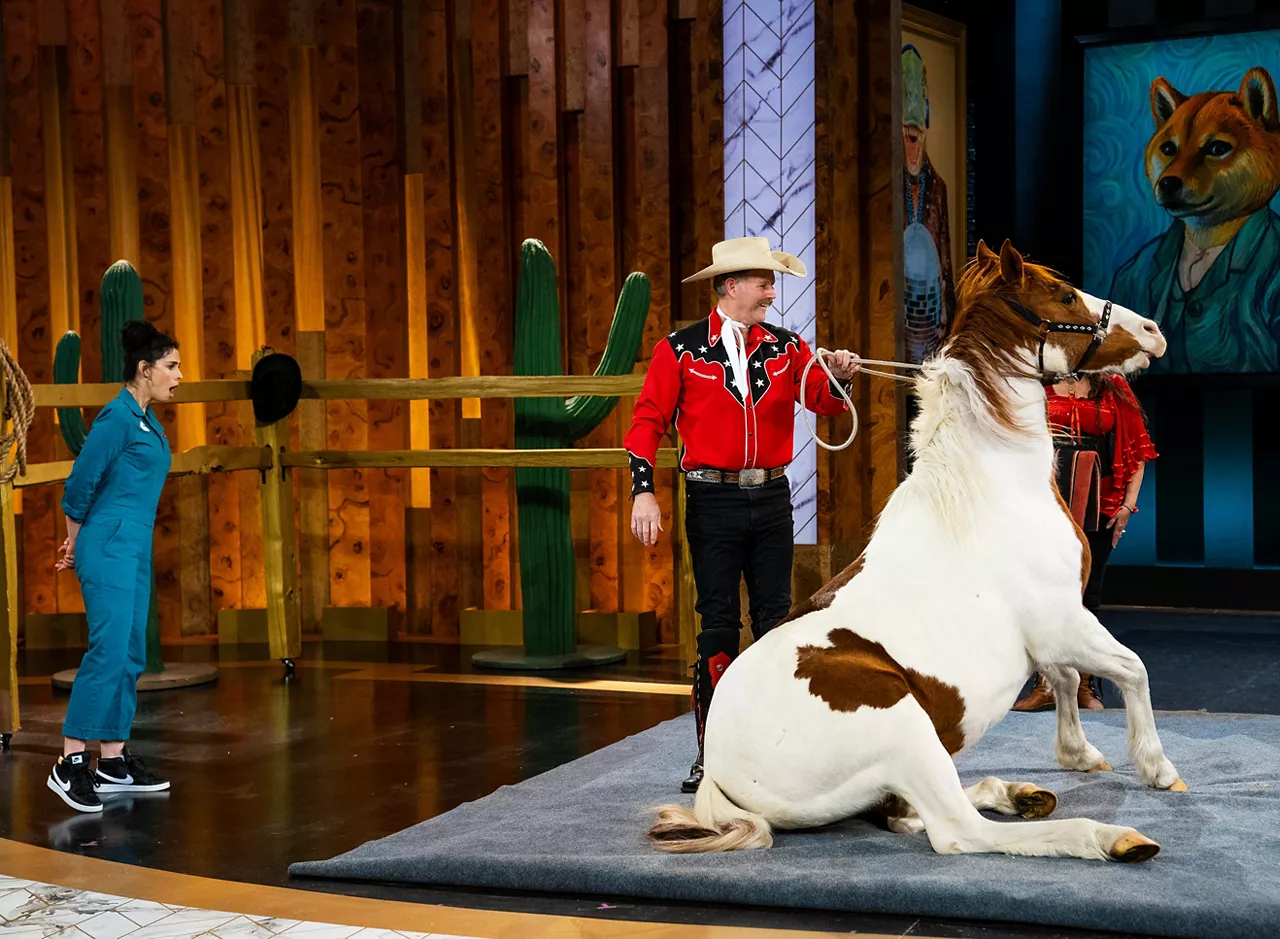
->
<box><xmin>682</xmin><ymin>236</ymin><xmax>807</xmax><ymax>283</ymax></box>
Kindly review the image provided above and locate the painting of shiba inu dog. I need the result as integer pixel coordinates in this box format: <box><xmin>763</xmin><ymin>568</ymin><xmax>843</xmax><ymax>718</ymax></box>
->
<box><xmin>1105</xmin><ymin>65</ymin><xmax>1280</xmax><ymax>373</ymax></box>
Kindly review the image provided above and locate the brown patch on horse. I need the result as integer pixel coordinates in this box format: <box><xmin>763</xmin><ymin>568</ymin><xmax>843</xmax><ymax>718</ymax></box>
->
<box><xmin>795</xmin><ymin>629</ymin><xmax>967</xmax><ymax>754</ymax></box>
<box><xmin>778</xmin><ymin>554</ymin><xmax>865</xmax><ymax>626</ymax></box>
<box><xmin>1049</xmin><ymin>470</ymin><xmax>1091</xmax><ymax>593</ymax></box>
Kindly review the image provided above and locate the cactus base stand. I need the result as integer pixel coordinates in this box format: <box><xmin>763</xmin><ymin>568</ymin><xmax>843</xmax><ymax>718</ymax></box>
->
<box><xmin>470</xmin><ymin>644</ymin><xmax>628</xmax><ymax>671</ymax></box>
<box><xmin>51</xmin><ymin>663</ymin><xmax>220</xmax><ymax>692</ymax></box>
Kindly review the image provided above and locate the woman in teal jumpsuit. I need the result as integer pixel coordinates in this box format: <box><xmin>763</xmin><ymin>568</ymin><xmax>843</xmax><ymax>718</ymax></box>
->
<box><xmin>47</xmin><ymin>321</ymin><xmax>181</xmax><ymax>814</ymax></box>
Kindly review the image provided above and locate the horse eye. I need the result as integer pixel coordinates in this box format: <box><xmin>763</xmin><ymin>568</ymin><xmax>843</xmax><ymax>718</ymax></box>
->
<box><xmin>1061</xmin><ymin>293</ymin><xmax>1075</xmax><ymax>305</ymax></box>
<box><xmin>1159</xmin><ymin>141</ymin><xmax>1177</xmax><ymax>157</ymax></box>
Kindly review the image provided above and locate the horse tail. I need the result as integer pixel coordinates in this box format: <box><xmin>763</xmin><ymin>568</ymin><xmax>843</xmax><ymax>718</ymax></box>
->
<box><xmin>647</xmin><ymin>772</ymin><xmax>773</xmax><ymax>853</ymax></box>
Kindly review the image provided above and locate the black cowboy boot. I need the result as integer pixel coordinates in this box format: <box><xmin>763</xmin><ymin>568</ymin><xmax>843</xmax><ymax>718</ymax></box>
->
<box><xmin>682</xmin><ymin>627</ymin><xmax>739</xmax><ymax>793</ymax></box>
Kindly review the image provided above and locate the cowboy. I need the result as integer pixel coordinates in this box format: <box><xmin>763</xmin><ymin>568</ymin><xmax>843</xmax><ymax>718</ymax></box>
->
<box><xmin>624</xmin><ymin>236</ymin><xmax>860</xmax><ymax>792</ymax></box>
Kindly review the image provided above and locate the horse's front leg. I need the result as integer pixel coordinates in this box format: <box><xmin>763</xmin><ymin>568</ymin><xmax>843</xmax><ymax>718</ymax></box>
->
<box><xmin>1040</xmin><ymin>664</ymin><xmax>1111</xmax><ymax>773</ymax></box>
<box><xmin>1059</xmin><ymin>612</ymin><xmax>1186</xmax><ymax>791</ymax></box>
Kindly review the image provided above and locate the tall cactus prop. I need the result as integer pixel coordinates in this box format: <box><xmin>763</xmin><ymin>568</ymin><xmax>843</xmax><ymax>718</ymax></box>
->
<box><xmin>54</xmin><ymin>261</ymin><xmax>163</xmax><ymax>673</ymax></box>
<box><xmin>505</xmin><ymin>238</ymin><xmax>649</xmax><ymax>663</ymax></box>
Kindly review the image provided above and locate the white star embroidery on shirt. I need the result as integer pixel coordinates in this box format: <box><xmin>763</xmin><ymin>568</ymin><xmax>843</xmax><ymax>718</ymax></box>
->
<box><xmin>638</xmin><ymin>466</ymin><xmax>646</xmax><ymax>474</ymax></box>
<box><xmin>771</xmin><ymin>345</ymin><xmax>779</xmax><ymax>352</ymax></box>
<box><xmin>752</xmin><ymin>360</ymin><xmax>762</xmax><ymax>368</ymax></box>
<box><xmin>640</xmin><ymin>481</ymin><xmax>650</xmax><ymax>488</ymax></box>
<box><xmin>699</xmin><ymin>345</ymin><xmax>708</xmax><ymax>353</ymax></box>
<box><xmin>675</xmin><ymin>343</ymin><xmax>684</xmax><ymax>351</ymax></box>
<box><xmin>756</xmin><ymin>379</ymin><xmax>764</xmax><ymax>387</ymax></box>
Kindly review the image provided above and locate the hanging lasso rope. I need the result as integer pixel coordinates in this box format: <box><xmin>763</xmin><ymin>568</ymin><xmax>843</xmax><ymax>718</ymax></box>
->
<box><xmin>800</xmin><ymin>349</ymin><xmax>924</xmax><ymax>452</ymax></box>
<box><xmin>0</xmin><ymin>339</ymin><xmax>34</xmax><ymax>484</ymax></box>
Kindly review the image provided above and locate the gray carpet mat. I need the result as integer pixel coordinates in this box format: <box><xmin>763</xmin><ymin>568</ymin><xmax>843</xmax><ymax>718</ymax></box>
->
<box><xmin>290</xmin><ymin>710</ymin><xmax>1280</xmax><ymax>938</ymax></box>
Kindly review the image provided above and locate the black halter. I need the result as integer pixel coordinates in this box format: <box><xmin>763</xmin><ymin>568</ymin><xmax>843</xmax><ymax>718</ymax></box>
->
<box><xmin>1005</xmin><ymin>298</ymin><xmax>1112</xmax><ymax>379</ymax></box>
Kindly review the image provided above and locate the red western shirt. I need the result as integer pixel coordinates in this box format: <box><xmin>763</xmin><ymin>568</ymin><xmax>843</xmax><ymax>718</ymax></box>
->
<box><xmin>623</xmin><ymin>309</ymin><xmax>851</xmax><ymax>497</ymax></box>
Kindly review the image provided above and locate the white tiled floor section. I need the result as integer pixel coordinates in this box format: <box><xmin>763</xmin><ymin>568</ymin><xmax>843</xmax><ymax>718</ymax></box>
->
<box><xmin>0</xmin><ymin>876</ymin><xmax>477</xmax><ymax>939</ymax></box>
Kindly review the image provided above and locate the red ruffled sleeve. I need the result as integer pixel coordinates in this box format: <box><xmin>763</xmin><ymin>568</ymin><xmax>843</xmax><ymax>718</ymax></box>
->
<box><xmin>1105</xmin><ymin>374</ymin><xmax>1157</xmax><ymax>491</ymax></box>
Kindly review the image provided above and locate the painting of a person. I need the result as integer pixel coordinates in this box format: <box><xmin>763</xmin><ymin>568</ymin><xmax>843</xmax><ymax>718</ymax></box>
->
<box><xmin>902</xmin><ymin>43</ymin><xmax>955</xmax><ymax>365</ymax></box>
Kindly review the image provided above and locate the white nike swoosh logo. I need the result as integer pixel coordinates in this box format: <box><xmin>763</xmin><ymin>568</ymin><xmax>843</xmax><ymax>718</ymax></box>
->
<box><xmin>55</xmin><ymin>775</ymin><xmax>71</xmax><ymax>792</ymax></box>
<box><xmin>98</xmin><ymin>772</ymin><xmax>134</xmax><ymax>784</ymax></box>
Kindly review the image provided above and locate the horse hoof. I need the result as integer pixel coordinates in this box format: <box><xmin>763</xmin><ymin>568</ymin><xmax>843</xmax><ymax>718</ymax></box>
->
<box><xmin>1166</xmin><ymin>777</ymin><xmax>1189</xmax><ymax>792</ymax></box>
<box><xmin>1109</xmin><ymin>831</ymin><xmax>1160</xmax><ymax>863</ymax></box>
<box><xmin>1087</xmin><ymin>760</ymin><xmax>1113</xmax><ymax>773</ymax></box>
<box><xmin>1013</xmin><ymin>785</ymin><xmax>1058</xmax><ymax>818</ymax></box>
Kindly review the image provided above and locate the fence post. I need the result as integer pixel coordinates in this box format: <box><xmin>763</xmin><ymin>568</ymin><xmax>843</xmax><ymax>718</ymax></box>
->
<box><xmin>0</xmin><ymin>363</ymin><xmax>18</xmax><ymax>746</ymax></box>
<box><xmin>256</xmin><ymin>413</ymin><xmax>301</xmax><ymax>670</ymax></box>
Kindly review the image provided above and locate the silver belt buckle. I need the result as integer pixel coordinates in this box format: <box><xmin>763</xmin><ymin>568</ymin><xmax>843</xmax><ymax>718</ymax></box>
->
<box><xmin>737</xmin><ymin>468</ymin><xmax>767</xmax><ymax>488</ymax></box>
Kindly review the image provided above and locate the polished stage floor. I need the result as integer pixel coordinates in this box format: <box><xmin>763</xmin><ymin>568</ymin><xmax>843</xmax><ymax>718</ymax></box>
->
<box><xmin>3</xmin><ymin>607</ymin><xmax>1279</xmax><ymax>939</ymax></box>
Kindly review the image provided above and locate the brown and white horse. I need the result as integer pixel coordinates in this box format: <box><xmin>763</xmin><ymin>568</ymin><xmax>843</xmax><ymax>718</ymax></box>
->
<box><xmin>649</xmin><ymin>239</ymin><xmax>1181</xmax><ymax>863</ymax></box>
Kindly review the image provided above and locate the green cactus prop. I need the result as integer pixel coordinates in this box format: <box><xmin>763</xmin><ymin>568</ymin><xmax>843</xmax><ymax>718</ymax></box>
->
<box><xmin>480</xmin><ymin>239</ymin><xmax>649</xmax><ymax>666</ymax></box>
<box><xmin>55</xmin><ymin>261</ymin><xmax>163</xmax><ymax>674</ymax></box>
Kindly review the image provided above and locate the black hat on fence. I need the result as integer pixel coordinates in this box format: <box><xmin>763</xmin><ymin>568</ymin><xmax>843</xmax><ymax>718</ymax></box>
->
<box><xmin>251</xmin><ymin>350</ymin><xmax>303</xmax><ymax>425</ymax></box>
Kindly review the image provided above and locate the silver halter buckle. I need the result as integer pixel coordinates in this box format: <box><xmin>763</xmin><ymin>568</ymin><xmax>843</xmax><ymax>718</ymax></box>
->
<box><xmin>737</xmin><ymin>468</ymin><xmax>767</xmax><ymax>488</ymax></box>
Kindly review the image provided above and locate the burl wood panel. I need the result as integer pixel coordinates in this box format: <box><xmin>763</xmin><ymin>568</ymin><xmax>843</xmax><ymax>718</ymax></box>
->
<box><xmin>67</xmin><ymin>0</ymin><xmax>107</xmax><ymax>397</ymax></box>
<box><xmin>580</xmin><ymin>0</ymin><xmax>618</xmax><ymax>614</ymax></box>
<box><xmin>815</xmin><ymin>0</ymin><xmax>902</xmax><ymax>550</ymax></box>
<box><xmin>634</xmin><ymin>2</ymin><xmax>673</xmax><ymax>643</ymax></box>
<box><xmin>36</xmin><ymin>40</ymin><xmax>85</xmax><ymax>617</ymax></box>
<box><xmin>318</xmin><ymin>0</ymin><xmax>371</xmax><ymax>607</ymax></box>
<box><xmin>816</xmin><ymin>0</ymin><xmax>863</xmax><ymax>548</ymax></box>
<box><xmin>195</xmin><ymin>0</ymin><xmax>244</xmax><ymax>615</ymax></box>
<box><xmin>357</xmin><ymin>0</ymin><xmax>406</xmax><ymax>623</ymax></box>
<box><xmin>473</xmin><ymin>0</ymin><xmax>513</xmax><ymax>612</ymax></box>
<box><xmin>419</xmin><ymin>0</ymin><xmax>458</xmax><ymax>637</ymax></box>
<box><xmin>130</xmin><ymin>0</ymin><xmax>184</xmax><ymax>637</ymax></box>
<box><xmin>7</xmin><ymin>0</ymin><xmax>57</xmax><ymax>617</ymax></box>
<box><xmin>256</xmin><ymin>0</ymin><xmax>298</xmax><ymax>358</ymax></box>
<box><xmin>864</xmin><ymin>0</ymin><xmax>903</xmax><ymax>518</ymax></box>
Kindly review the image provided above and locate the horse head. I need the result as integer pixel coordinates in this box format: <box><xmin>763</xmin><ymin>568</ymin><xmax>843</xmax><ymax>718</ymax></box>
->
<box><xmin>955</xmin><ymin>240</ymin><xmax>1165</xmax><ymax>379</ymax></box>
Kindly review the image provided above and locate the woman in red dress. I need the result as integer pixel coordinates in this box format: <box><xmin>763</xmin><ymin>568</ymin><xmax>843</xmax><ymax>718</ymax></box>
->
<box><xmin>1013</xmin><ymin>372</ymin><xmax>1157</xmax><ymax>712</ymax></box>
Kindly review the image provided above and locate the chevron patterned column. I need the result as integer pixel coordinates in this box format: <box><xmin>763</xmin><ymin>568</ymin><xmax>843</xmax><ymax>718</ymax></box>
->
<box><xmin>724</xmin><ymin>0</ymin><xmax>819</xmax><ymax>543</ymax></box>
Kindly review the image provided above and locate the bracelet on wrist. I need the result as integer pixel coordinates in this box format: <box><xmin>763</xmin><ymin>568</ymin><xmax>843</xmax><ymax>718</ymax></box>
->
<box><xmin>1121</xmin><ymin>504</ymin><xmax>1137</xmax><ymax>514</ymax></box>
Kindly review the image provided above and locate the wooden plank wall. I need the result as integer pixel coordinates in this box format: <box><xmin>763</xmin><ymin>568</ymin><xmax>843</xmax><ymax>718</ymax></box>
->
<box><xmin>815</xmin><ymin>0</ymin><xmax>903</xmax><ymax>553</ymax></box>
<box><xmin>3</xmin><ymin>0</ymin><xmax>721</xmax><ymax>644</ymax></box>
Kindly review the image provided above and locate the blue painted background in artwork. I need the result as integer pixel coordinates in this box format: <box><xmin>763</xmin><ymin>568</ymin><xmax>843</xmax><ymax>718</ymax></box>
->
<box><xmin>1081</xmin><ymin>30</ymin><xmax>1280</xmax><ymax>300</ymax></box>
<box><xmin>1085</xmin><ymin>32</ymin><xmax>1279</xmax><ymax>571</ymax></box>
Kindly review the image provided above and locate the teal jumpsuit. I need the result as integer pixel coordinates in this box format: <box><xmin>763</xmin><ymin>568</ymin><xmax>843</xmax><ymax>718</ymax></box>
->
<box><xmin>61</xmin><ymin>388</ymin><xmax>171</xmax><ymax>742</ymax></box>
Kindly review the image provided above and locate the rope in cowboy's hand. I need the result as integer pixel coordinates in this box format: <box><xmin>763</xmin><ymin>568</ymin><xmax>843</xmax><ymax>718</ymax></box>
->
<box><xmin>0</xmin><ymin>339</ymin><xmax>34</xmax><ymax>484</ymax></box>
<box><xmin>800</xmin><ymin>348</ymin><xmax>924</xmax><ymax>452</ymax></box>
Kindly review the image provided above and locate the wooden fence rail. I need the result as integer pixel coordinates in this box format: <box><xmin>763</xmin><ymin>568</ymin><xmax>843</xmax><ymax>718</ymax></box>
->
<box><xmin>14</xmin><ymin>446</ymin><xmax>272</xmax><ymax>488</ymax></box>
<box><xmin>32</xmin><ymin>375</ymin><xmax>648</xmax><ymax>408</ymax></box>
<box><xmin>281</xmin><ymin>448</ymin><xmax>680</xmax><ymax>470</ymax></box>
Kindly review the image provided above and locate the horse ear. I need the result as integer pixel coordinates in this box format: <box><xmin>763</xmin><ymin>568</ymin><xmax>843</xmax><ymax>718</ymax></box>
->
<box><xmin>975</xmin><ymin>240</ymin><xmax>999</xmax><ymax>267</ymax></box>
<box><xmin>999</xmin><ymin>239</ymin><xmax>1024</xmax><ymax>285</ymax></box>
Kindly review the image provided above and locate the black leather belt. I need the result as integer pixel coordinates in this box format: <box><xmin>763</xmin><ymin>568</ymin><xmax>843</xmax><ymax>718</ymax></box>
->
<box><xmin>684</xmin><ymin>467</ymin><xmax>788</xmax><ymax>488</ymax></box>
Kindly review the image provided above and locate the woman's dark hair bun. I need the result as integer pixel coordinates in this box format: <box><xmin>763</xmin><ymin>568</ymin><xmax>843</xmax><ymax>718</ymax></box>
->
<box><xmin>121</xmin><ymin>319</ymin><xmax>161</xmax><ymax>350</ymax></box>
<box><xmin>121</xmin><ymin>319</ymin><xmax>178</xmax><ymax>383</ymax></box>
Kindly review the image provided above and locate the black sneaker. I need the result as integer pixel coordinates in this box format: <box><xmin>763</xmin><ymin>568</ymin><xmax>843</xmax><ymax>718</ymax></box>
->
<box><xmin>48</xmin><ymin>752</ymin><xmax>103</xmax><ymax>813</ymax></box>
<box><xmin>94</xmin><ymin>748</ymin><xmax>170</xmax><ymax>793</ymax></box>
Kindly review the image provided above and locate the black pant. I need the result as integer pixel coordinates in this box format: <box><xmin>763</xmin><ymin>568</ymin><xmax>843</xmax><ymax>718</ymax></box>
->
<box><xmin>685</xmin><ymin>476</ymin><xmax>794</xmax><ymax>641</ymax></box>
<box><xmin>1083</xmin><ymin>526</ymin><xmax>1115</xmax><ymax>614</ymax></box>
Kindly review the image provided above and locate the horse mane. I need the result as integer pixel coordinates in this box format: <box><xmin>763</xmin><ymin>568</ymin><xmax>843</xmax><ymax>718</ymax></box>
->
<box><xmin>883</xmin><ymin>257</ymin><xmax>1060</xmax><ymax>539</ymax></box>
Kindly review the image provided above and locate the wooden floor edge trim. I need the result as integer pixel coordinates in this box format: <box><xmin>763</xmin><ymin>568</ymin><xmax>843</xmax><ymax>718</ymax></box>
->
<box><xmin>0</xmin><ymin>839</ymin><xmax>880</xmax><ymax>939</ymax></box>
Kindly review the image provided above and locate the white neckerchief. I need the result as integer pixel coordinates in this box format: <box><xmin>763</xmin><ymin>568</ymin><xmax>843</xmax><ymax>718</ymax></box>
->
<box><xmin>717</xmin><ymin>307</ymin><xmax>750</xmax><ymax>398</ymax></box>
